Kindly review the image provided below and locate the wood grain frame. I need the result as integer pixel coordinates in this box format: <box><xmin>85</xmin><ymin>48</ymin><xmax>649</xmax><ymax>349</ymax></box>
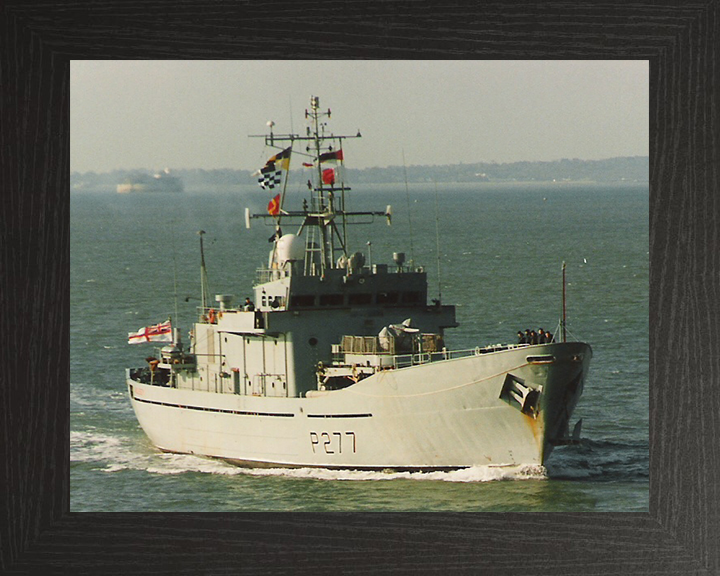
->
<box><xmin>1</xmin><ymin>2</ymin><xmax>717</xmax><ymax>574</ymax></box>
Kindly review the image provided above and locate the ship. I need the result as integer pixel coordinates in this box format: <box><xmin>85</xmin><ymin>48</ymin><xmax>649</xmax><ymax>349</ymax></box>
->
<box><xmin>126</xmin><ymin>96</ymin><xmax>592</xmax><ymax>471</ymax></box>
<box><xmin>117</xmin><ymin>169</ymin><xmax>183</xmax><ymax>193</ymax></box>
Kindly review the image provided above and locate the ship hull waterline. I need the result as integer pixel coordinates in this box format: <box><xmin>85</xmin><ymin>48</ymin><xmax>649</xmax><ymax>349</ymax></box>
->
<box><xmin>127</xmin><ymin>342</ymin><xmax>591</xmax><ymax>471</ymax></box>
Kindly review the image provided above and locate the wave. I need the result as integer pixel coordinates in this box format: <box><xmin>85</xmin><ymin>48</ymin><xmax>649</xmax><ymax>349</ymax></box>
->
<box><xmin>231</xmin><ymin>463</ymin><xmax>547</xmax><ymax>483</ymax></box>
<box><xmin>71</xmin><ymin>430</ymin><xmax>125</xmax><ymax>464</ymax></box>
<box><xmin>72</xmin><ymin>426</ymin><xmax>646</xmax><ymax>484</ymax></box>
<box><xmin>546</xmin><ymin>438</ymin><xmax>649</xmax><ymax>481</ymax></box>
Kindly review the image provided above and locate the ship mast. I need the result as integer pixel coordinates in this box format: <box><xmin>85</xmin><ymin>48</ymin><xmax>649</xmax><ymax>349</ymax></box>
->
<box><xmin>247</xmin><ymin>95</ymin><xmax>390</xmax><ymax>277</ymax></box>
<box><xmin>198</xmin><ymin>230</ymin><xmax>210</xmax><ymax>314</ymax></box>
<box><xmin>561</xmin><ymin>261</ymin><xmax>567</xmax><ymax>342</ymax></box>
<box><xmin>310</xmin><ymin>96</ymin><xmax>335</xmax><ymax>270</ymax></box>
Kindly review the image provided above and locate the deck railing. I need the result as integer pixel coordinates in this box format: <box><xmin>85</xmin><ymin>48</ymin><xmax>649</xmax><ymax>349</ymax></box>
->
<box><xmin>335</xmin><ymin>343</ymin><xmax>530</xmax><ymax>369</ymax></box>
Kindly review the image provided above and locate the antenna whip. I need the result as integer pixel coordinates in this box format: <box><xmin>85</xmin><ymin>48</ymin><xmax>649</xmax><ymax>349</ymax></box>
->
<box><xmin>401</xmin><ymin>149</ymin><xmax>415</xmax><ymax>266</ymax></box>
<box><xmin>434</xmin><ymin>181</ymin><xmax>442</xmax><ymax>303</ymax></box>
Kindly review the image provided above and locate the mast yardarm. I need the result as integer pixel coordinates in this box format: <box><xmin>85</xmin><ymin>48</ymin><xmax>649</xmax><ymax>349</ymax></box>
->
<box><xmin>247</xmin><ymin>96</ymin><xmax>390</xmax><ymax>276</ymax></box>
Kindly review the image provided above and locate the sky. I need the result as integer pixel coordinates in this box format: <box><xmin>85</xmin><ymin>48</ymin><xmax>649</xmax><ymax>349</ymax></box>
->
<box><xmin>70</xmin><ymin>60</ymin><xmax>648</xmax><ymax>173</ymax></box>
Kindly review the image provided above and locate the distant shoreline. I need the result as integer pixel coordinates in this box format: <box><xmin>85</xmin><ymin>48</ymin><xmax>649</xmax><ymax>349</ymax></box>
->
<box><xmin>71</xmin><ymin>156</ymin><xmax>649</xmax><ymax>192</ymax></box>
<box><xmin>71</xmin><ymin>180</ymin><xmax>649</xmax><ymax>195</ymax></box>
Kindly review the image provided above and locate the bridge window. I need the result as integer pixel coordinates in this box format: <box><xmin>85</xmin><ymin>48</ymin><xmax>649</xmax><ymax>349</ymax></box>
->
<box><xmin>377</xmin><ymin>291</ymin><xmax>400</xmax><ymax>304</ymax></box>
<box><xmin>348</xmin><ymin>293</ymin><xmax>372</xmax><ymax>305</ymax></box>
<box><xmin>402</xmin><ymin>291</ymin><xmax>422</xmax><ymax>304</ymax></box>
<box><xmin>319</xmin><ymin>294</ymin><xmax>344</xmax><ymax>306</ymax></box>
<box><xmin>291</xmin><ymin>295</ymin><xmax>315</xmax><ymax>307</ymax></box>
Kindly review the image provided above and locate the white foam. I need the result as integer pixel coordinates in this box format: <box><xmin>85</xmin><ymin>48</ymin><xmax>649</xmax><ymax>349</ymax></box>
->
<box><xmin>146</xmin><ymin>454</ymin><xmax>246</xmax><ymax>476</ymax></box>
<box><xmin>71</xmin><ymin>430</ymin><xmax>124</xmax><ymax>463</ymax></box>
<box><xmin>71</xmin><ymin>429</ymin><xmax>245</xmax><ymax>475</ymax></box>
<box><xmin>224</xmin><ymin>463</ymin><xmax>546</xmax><ymax>483</ymax></box>
<box><xmin>72</xmin><ymin>429</ymin><xmax>161</xmax><ymax>474</ymax></box>
<box><xmin>71</xmin><ymin>429</ymin><xmax>547</xmax><ymax>482</ymax></box>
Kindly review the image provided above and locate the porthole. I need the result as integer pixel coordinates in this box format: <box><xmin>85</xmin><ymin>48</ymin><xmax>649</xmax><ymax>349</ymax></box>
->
<box><xmin>309</xmin><ymin>337</ymin><xmax>318</xmax><ymax>346</ymax></box>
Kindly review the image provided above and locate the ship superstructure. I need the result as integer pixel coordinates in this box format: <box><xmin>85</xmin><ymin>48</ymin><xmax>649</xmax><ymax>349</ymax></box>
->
<box><xmin>126</xmin><ymin>96</ymin><xmax>591</xmax><ymax>470</ymax></box>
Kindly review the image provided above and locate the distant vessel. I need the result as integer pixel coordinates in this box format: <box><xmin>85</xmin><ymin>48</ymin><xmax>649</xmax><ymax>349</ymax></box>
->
<box><xmin>125</xmin><ymin>96</ymin><xmax>592</xmax><ymax>471</ymax></box>
<box><xmin>117</xmin><ymin>169</ymin><xmax>183</xmax><ymax>193</ymax></box>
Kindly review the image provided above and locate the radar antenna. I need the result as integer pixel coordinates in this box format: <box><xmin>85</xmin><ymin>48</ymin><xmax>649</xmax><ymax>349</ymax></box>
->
<box><xmin>246</xmin><ymin>96</ymin><xmax>391</xmax><ymax>276</ymax></box>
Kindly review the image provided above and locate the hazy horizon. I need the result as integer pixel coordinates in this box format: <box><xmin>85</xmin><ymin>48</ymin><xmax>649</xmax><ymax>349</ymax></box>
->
<box><xmin>71</xmin><ymin>60</ymin><xmax>649</xmax><ymax>174</ymax></box>
<box><xmin>71</xmin><ymin>155</ymin><xmax>649</xmax><ymax>176</ymax></box>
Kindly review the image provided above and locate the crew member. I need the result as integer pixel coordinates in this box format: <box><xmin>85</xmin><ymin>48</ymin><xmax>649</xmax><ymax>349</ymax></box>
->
<box><xmin>244</xmin><ymin>297</ymin><xmax>255</xmax><ymax>311</ymax></box>
<box><xmin>146</xmin><ymin>356</ymin><xmax>159</xmax><ymax>372</ymax></box>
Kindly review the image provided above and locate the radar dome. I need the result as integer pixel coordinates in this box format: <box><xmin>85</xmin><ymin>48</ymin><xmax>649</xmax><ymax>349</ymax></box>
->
<box><xmin>275</xmin><ymin>234</ymin><xmax>305</xmax><ymax>265</ymax></box>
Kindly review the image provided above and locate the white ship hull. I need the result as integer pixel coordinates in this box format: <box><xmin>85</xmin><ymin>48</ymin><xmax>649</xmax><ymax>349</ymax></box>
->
<box><xmin>125</xmin><ymin>96</ymin><xmax>593</xmax><ymax>472</ymax></box>
<box><xmin>128</xmin><ymin>342</ymin><xmax>590</xmax><ymax>469</ymax></box>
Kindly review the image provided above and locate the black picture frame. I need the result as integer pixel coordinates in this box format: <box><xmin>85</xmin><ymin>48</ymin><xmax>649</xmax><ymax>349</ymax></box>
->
<box><xmin>2</xmin><ymin>2</ymin><xmax>717</xmax><ymax>573</ymax></box>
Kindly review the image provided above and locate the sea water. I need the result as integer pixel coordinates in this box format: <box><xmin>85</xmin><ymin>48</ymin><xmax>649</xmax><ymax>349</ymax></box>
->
<box><xmin>70</xmin><ymin>183</ymin><xmax>649</xmax><ymax>512</ymax></box>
